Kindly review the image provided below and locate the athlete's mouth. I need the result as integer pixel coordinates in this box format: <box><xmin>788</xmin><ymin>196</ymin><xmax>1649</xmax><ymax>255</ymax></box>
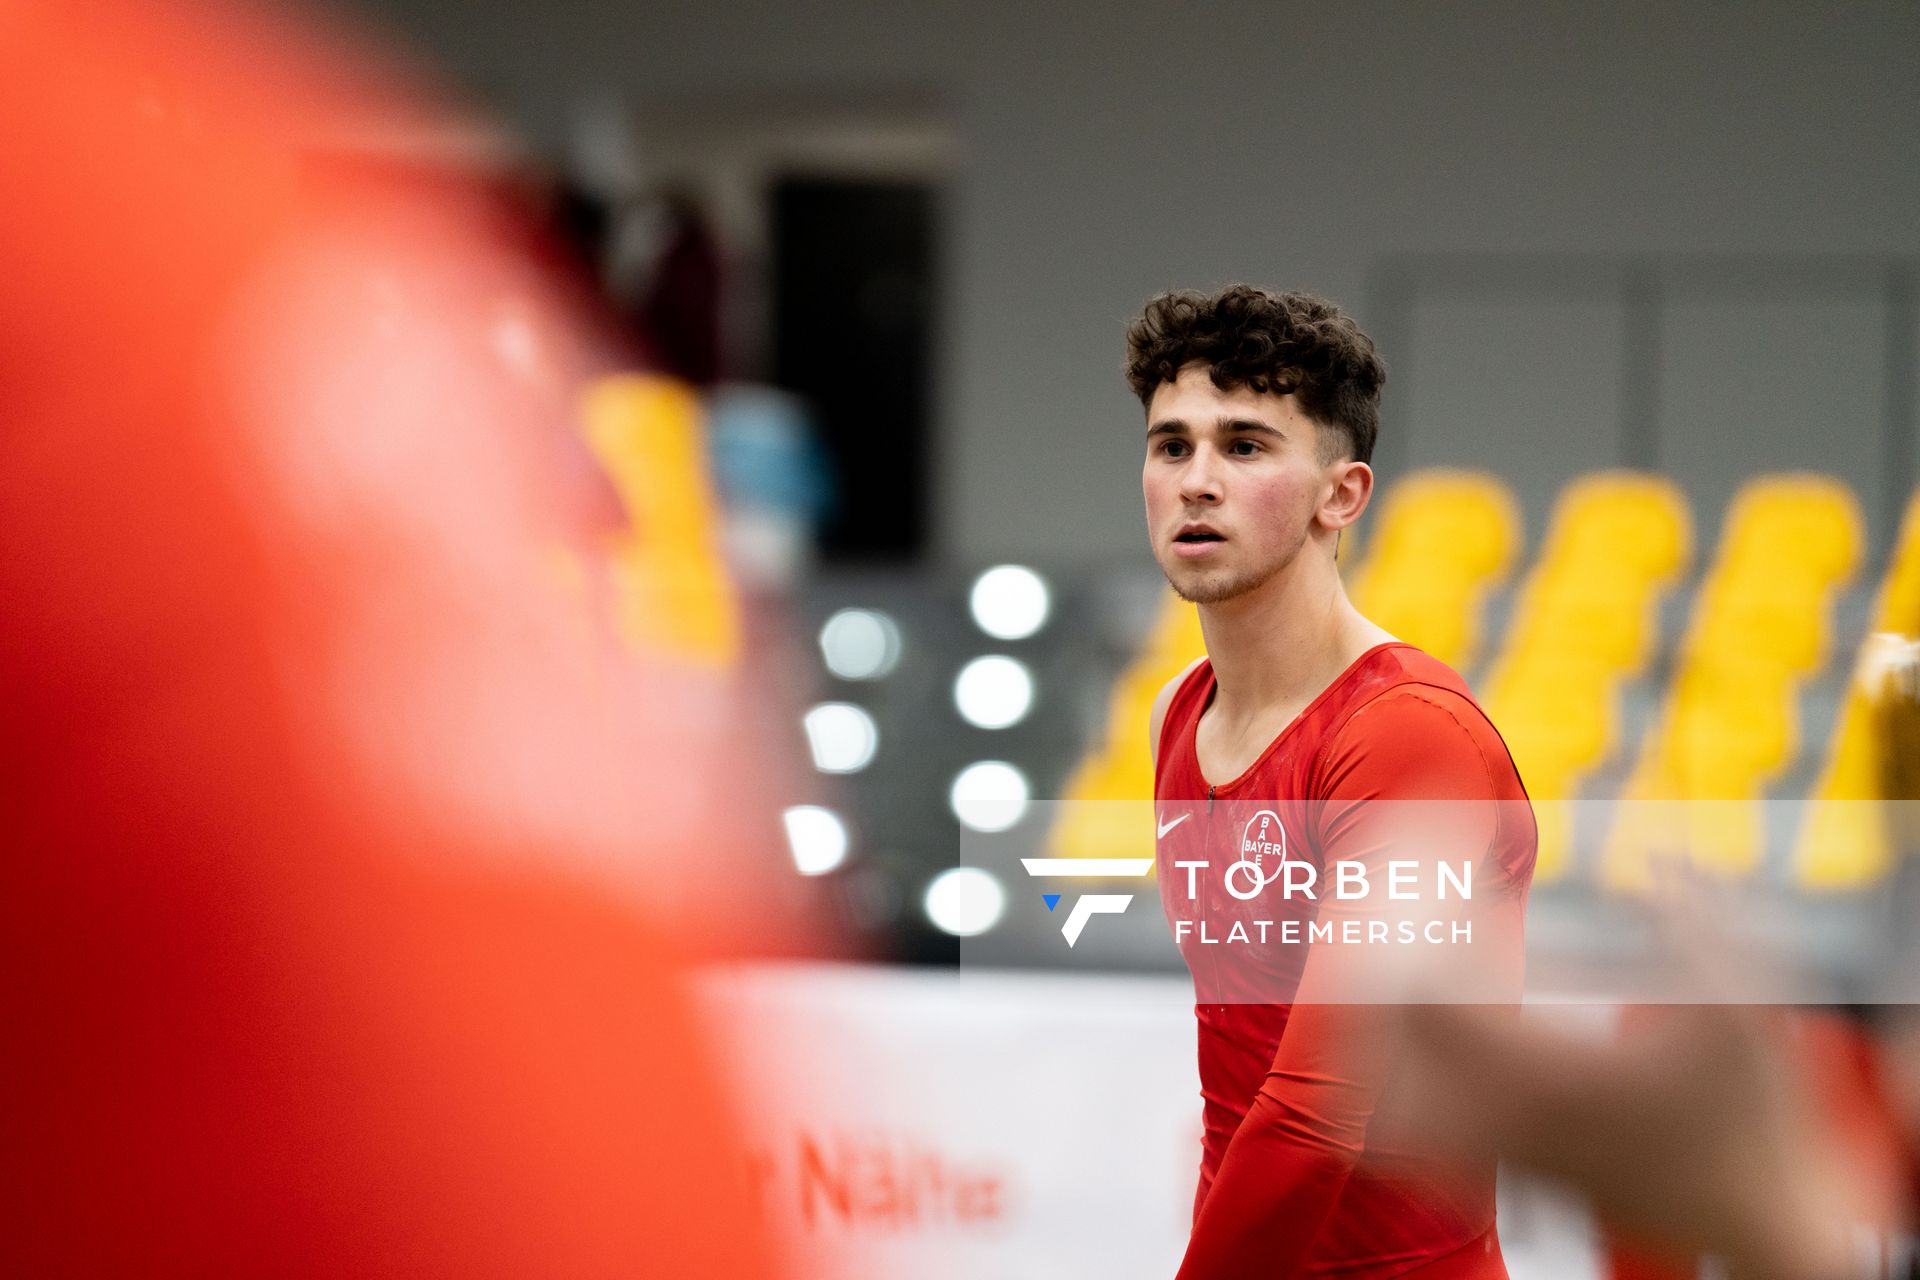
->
<box><xmin>1175</xmin><ymin>524</ymin><xmax>1225</xmax><ymax>544</ymax></box>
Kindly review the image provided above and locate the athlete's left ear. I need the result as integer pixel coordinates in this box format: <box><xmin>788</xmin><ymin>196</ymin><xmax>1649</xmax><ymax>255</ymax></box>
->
<box><xmin>1318</xmin><ymin>459</ymin><xmax>1373</xmax><ymax>531</ymax></box>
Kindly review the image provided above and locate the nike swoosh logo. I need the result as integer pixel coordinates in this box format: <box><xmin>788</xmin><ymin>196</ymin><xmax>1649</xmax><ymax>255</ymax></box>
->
<box><xmin>1156</xmin><ymin>813</ymin><xmax>1192</xmax><ymax>838</ymax></box>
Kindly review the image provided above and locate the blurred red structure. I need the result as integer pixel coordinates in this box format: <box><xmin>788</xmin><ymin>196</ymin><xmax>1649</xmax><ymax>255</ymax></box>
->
<box><xmin>0</xmin><ymin>3</ymin><xmax>792</xmax><ymax>1273</ymax></box>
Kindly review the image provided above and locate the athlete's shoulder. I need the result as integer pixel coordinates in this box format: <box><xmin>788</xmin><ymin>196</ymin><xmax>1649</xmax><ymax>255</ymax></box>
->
<box><xmin>1319</xmin><ymin>645</ymin><xmax>1525</xmax><ymax>799</ymax></box>
<box><xmin>1340</xmin><ymin>680</ymin><xmax>1493</xmax><ymax>753</ymax></box>
<box><xmin>1356</xmin><ymin>641</ymin><xmax>1475</xmax><ymax>698</ymax></box>
<box><xmin>1330</xmin><ymin>643</ymin><xmax>1477</xmax><ymax>722</ymax></box>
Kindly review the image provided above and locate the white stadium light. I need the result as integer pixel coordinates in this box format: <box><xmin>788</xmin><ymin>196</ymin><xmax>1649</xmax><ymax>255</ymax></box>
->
<box><xmin>922</xmin><ymin>866</ymin><xmax>1007</xmax><ymax>937</ymax></box>
<box><xmin>782</xmin><ymin>805</ymin><xmax>850</xmax><ymax>876</ymax></box>
<box><xmin>803</xmin><ymin>702</ymin><xmax>879</xmax><ymax>774</ymax></box>
<box><xmin>953</xmin><ymin>655</ymin><xmax>1034</xmax><ymax>729</ymax></box>
<box><xmin>969</xmin><ymin>564</ymin><xmax>1051</xmax><ymax>640</ymax></box>
<box><xmin>818</xmin><ymin>607</ymin><xmax>902</xmax><ymax>680</ymax></box>
<box><xmin>949</xmin><ymin>760</ymin><xmax>1030</xmax><ymax>833</ymax></box>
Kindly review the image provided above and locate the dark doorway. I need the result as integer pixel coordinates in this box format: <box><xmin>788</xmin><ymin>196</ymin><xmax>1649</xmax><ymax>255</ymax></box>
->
<box><xmin>770</xmin><ymin>177</ymin><xmax>936</xmax><ymax>561</ymax></box>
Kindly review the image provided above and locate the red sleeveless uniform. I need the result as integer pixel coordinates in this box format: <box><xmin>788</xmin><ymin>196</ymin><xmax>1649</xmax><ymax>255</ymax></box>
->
<box><xmin>1155</xmin><ymin>642</ymin><xmax>1536</xmax><ymax>1279</ymax></box>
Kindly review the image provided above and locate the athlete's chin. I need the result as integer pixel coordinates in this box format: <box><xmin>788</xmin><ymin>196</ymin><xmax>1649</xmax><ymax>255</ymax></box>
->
<box><xmin>1165</xmin><ymin>566</ymin><xmax>1262</xmax><ymax>605</ymax></box>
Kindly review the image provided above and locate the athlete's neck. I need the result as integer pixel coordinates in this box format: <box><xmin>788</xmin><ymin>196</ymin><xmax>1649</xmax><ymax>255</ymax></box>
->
<box><xmin>1198</xmin><ymin>547</ymin><xmax>1392</xmax><ymax>722</ymax></box>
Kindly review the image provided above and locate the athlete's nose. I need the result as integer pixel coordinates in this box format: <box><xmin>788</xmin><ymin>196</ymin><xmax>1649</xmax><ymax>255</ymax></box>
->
<box><xmin>1180</xmin><ymin>444</ymin><xmax>1224</xmax><ymax>505</ymax></box>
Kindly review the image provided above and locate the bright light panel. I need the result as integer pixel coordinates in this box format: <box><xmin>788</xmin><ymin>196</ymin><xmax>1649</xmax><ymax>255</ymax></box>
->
<box><xmin>949</xmin><ymin>760</ymin><xmax>1030</xmax><ymax>833</ymax></box>
<box><xmin>953</xmin><ymin>655</ymin><xmax>1034</xmax><ymax>729</ymax></box>
<box><xmin>803</xmin><ymin>702</ymin><xmax>878</xmax><ymax>774</ymax></box>
<box><xmin>922</xmin><ymin>866</ymin><xmax>1007</xmax><ymax>937</ymax></box>
<box><xmin>969</xmin><ymin>565</ymin><xmax>1050</xmax><ymax>640</ymax></box>
<box><xmin>818</xmin><ymin>608</ymin><xmax>901</xmax><ymax>680</ymax></box>
<box><xmin>782</xmin><ymin>805</ymin><xmax>850</xmax><ymax>875</ymax></box>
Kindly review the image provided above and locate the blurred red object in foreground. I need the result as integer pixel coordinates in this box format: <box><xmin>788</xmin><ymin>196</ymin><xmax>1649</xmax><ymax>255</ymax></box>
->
<box><xmin>0</xmin><ymin>3</ymin><xmax>786</xmax><ymax>1274</ymax></box>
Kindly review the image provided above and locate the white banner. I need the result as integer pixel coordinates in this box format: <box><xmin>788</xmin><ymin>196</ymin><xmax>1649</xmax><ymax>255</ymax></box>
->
<box><xmin>697</xmin><ymin>963</ymin><xmax>1606</xmax><ymax>1280</ymax></box>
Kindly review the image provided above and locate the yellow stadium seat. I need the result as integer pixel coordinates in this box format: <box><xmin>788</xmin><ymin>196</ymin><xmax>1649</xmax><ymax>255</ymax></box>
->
<box><xmin>1678</xmin><ymin>795</ymin><xmax>1768</xmax><ymax>877</ymax></box>
<box><xmin>1871</xmin><ymin>490</ymin><xmax>1920</xmax><ymax>632</ymax></box>
<box><xmin>1047</xmin><ymin>592</ymin><xmax>1204</xmax><ymax>860</ymax></box>
<box><xmin>1719</xmin><ymin>474</ymin><xmax>1864</xmax><ymax>585</ymax></box>
<box><xmin>1051</xmin><ymin>763</ymin><xmax>1155</xmax><ymax>861</ymax></box>
<box><xmin>1546</xmin><ymin>472</ymin><xmax>1693</xmax><ymax>585</ymax></box>
<box><xmin>1347</xmin><ymin>470</ymin><xmax>1522</xmax><ymax>669</ymax></box>
<box><xmin>1364</xmin><ymin>470</ymin><xmax>1522</xmax><ymax>580</ymax></box>
<box><xmin>1476</xmin><ymin>472</ymin><xmax>1691</xmax><ymax>872</ymax></box>
<box><xmin>1598</xmin><ymin>474</ymin><xmax>1868</xmax><ymax>889</ymax></box>
<box><xmin>1600</xmin><ymin>771</ymin><xmax>1767</xmax><ymax>888</ymax></box>
<box><xmin>1488</xmin><ymin>693</ymin><xmax>1614</xmax><ymax>787</ymax></box>
<box><xmin>1793</xmin><ymin>695</ymin><xmax>1891</xmax><ymax>888</ymax></box>
<box><xmin>1597</xmin><ymin>762</ymin><xmax>1675</xmax><ymax>890</ymax></box>
<box><xmin>1792</xmin><ymin>623</ymin><xmax>1920</xmax><ymax>888</ymax></box>
<box><xmin>1358</xmin><ymin>567</ymin><xmax>1491</xmax><ymax>668</ymax></box>
<box><xmin>1508</xmin><ymin>573</ymin><xmax>1663</xmax><ymax>672</ymax></box>
<box><xmin>1466</xmin><ymin>475</ymin><xmax>1697</xmax><ymax>886</ymax></box>
<box><xmin>1659</xmin><ymin>663</ymin><xmax>1797</xmax><ymax>788</ymax></box>
<box><xmin>582</xmin><ymin>374</ymin><xmax>741</xmax><ymax>667</ymax></box>
<box><xmin>1685</xmin><ymin>587</ymin><xmax>1829</xmax><ymax>675</ymax></box>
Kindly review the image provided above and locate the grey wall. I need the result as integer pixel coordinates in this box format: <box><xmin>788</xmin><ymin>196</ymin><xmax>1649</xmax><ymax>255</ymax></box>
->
<box><xmin>350</xmin><ymin>0</ymin><xmax>1920</xmax><ymax>562</ymax></box>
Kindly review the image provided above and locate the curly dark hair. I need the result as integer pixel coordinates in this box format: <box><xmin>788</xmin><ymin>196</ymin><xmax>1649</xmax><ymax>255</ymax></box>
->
<box><xmin>1124</xmin><ymin>285</ymin><xmax>1386</xmax><ymax>464</ymax></box>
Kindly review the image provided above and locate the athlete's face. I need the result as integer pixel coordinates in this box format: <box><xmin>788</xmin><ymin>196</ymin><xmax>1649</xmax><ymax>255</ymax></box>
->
<box><xmin>1142</xmin><ymin>362</ymin><xmax>1364</xmax><ymax>605</ymax></box>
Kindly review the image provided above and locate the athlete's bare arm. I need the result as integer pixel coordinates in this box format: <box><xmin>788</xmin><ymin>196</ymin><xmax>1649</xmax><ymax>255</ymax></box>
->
<box><xmin>1149</xmin><ymin>657</ymin><xmax>1208</xmax><ymax>766</ymax></box>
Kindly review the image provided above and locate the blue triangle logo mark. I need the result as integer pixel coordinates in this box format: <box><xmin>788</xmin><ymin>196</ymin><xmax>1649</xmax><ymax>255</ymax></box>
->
<box><xmin>1042</xmin><ymin>894</ymin><xmax>1062</xmax><ymax>912</ymax></box>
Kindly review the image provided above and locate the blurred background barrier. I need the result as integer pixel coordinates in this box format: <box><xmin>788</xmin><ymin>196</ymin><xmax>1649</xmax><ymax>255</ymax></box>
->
<box><xmin>697</xmin><ymin>964</ymin><xmax>1617</xmax><ymax>1280</ymax></box>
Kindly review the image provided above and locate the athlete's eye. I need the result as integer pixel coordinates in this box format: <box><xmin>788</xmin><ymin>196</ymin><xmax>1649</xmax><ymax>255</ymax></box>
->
<box><xmin>1157</xmin><ymin>439</ymin><xmax>1190</xmax><ymax>458</ymax></box>
<box><xmin>1228</xmin><ymin>438</ymin><xmax>1261</xmax><ymax>456</ymax></box>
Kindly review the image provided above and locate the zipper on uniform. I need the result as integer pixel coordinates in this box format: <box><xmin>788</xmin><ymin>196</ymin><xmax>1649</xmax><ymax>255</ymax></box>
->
<box><xmin>1204</xmin><ymin>783</ymin><xmax>1219</xmax><ymax>1003</ymax></box>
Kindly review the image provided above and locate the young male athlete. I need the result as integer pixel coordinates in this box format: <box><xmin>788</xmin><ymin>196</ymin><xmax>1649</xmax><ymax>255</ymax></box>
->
<box><xmin>1135</xmin><ymin>286</ymin><xmax>1537</xmax><ymax>1278</ymax></box>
